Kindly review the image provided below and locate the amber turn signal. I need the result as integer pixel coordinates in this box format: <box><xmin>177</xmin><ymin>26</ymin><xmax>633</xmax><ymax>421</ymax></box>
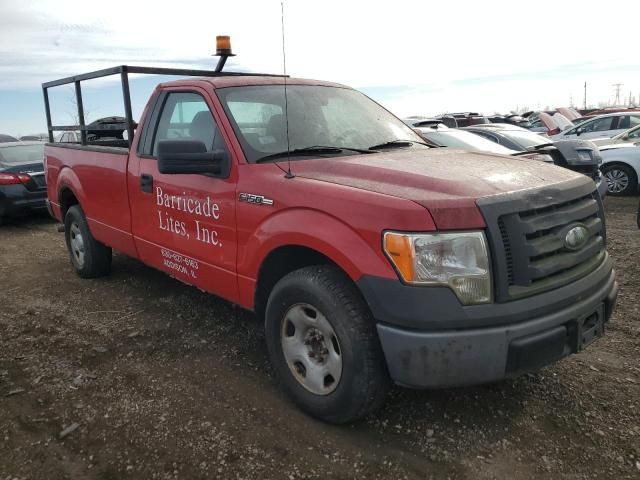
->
<box><xmin>383</xmin><ymin>232</ymin><xmax>415</xmax><ymax>282</ymax></box>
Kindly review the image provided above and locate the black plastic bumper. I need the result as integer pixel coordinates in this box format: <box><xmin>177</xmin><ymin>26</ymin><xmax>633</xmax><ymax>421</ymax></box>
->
<box><xmin>0</xmin><ymin>184</ymin><xmax>47</xmax><ymax>218</ymax></box>
<box><xmin>358</xmin><ymin>255</ymin><xmax>617</xmax><ymax>388</ymax></box>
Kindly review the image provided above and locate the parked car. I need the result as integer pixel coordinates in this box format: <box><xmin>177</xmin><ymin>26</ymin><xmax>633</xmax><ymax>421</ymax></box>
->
<box><xmin>527</xmin><ymin>112</ymin><xmax>573</xmax><ymax>136</ymax></box>
<box><xmin>556</xmin><ymin>107</ymin><xmax>582</xmax><ymax>121</ymax></box>
<box><xmin>486</xmin><ymin>115</ymin><xmax>530</xmax><ymax>128</ymax></box>
<box><xmin>0</xmin><ymin>134</ymin><xmax>19</xmax><ymax>143</ymax></box>
<box><xmin>409</xmin><ymin>114</ymin><xmax>459</xmax><ymax>128</ymax></box>
<box><xmin>55</xmin><ymin>117</ymin><xmax>130</xmax><ymax>146</ymax></box>
<box><xmin>553</xmin><ymin>112</ymin><xmax>640</xmax><ymax>140</ymax></box>
<box><xmin>470</xmin><ymin>123</ymin><xmax>530</xmax><ymax>132</ymax></box>
<box><xmin>599</xmin><ymin>143</ymin><xmax>640</xmax><ymax>196</ymax></box>
<box><xmin>592</xmin><ymin>124</ymin><xmax>640</xmax><ymax>147</ymax></box>
<box><xmin>582</xmin><ymin>107</ymin><xmax>640</xmax><ymax>117</ymax></box>
<box><xmin>465</xmin><ymin>127</ymin><xmax>606</xmax><ymax>196</ymax></box>
<box><xmin>402</xmin><ymin>117</ymin><xmax>447</xmax><ymax>129</ymax></box>
<box><xmin>436</xmin><ymin>112</ymin><xmax>489</xmax><ymax>127</ymax></box>
<box><xmin>0</xmin><ymin>141</ymin><xmax>47</xmax><ymax>224</ymax></box>
<box><xmin>20</xmin><ymin>134</ymin><xmax>49</xmax><ymax>141</ymax></box>
<box><xmin>415</xmin><ymin>125</ymin><xmax>553</xmax><ymax>162</ymax></box>
<box><xmin>57</xmin><ymin>131</ymin><xmax>81</xmax><ymax>143</ymax></box>
<box><xmin>42</xmin><ymin>58</ymin><xmax>617</xmax><ymax>423</ymax></box>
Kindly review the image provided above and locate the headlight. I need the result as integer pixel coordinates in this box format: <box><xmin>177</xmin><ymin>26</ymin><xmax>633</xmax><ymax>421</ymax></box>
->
<box><xmin>576</xmin><ymin>150</ymin><xmax>592</xmax><ymax>161</ymax></box>
<box><xmin>383</xmin><ymin>231</ymin><xmax>492</xmax><ymax>305</ymax></box>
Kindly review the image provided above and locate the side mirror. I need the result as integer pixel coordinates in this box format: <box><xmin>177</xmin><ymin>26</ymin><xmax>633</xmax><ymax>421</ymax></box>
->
<box><xmin>575</xmin><ymin>128</ymin><xmax>582</xmax><ymax>136</ymax></box>
<box><xmin>621</xmin><ymin>133</ymin><xmax>629</xmax><ymax>141</ymax></box>
<box><xmin>157</xmin><ymin>140</ymin><xmax>229</xmax><ymax>177</ymax></box>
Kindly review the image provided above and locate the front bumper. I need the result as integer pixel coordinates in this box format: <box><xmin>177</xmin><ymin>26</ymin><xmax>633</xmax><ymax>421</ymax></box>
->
<box><xmin>0</xmin><ymin>184</ymin><xmax>47</xmax><ymax>218</ymax></box>
<box><xmin>596</xmin><ymin>176</ymin><xmax>608</xmax><ymax>198</ymax></box>
<box><xmin>359</xmin><ymin>255</ymin><xmax>617</xmax><ymax>388</ymax></box>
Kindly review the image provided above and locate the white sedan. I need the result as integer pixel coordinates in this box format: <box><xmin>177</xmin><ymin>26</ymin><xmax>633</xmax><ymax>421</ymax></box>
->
<box><xmin>592</xmin><ymin>124</ymin><xmax>640</xmax><ymax>147</ymax></box>
<box><xmin>553</xmin><ymin>112</ymin><xmax>640</xmax><ymax>141</ymax></box>
<box><xmin>600</xmin><ymin>143</ymin><xmax>640</xmax><ymax>195</ymax></box>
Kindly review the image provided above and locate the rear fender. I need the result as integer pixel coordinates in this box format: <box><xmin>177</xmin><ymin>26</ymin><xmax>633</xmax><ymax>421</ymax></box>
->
<box><xmin>55</xmin><ymin>167</ymin><xmax>87</xmax><ymax>219</ymax></box>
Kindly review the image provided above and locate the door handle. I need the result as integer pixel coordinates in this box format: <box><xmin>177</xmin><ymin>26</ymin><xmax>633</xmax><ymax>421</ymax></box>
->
<box><xmin>140</xmin><ymin>173</ymin><xmax>153</xmax><ymax>193</ymax></box>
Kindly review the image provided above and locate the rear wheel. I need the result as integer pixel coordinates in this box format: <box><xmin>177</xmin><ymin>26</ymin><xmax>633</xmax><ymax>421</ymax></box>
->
<box><xmin>64</xmin><ymin>205</ymin><xmax>112</xmax><ymax>278</ymax></box>
<box><xmin>602</xmin><ymin>164</ymin><xmax>638</xmax><ymax>196</ymax></box>
<box><xmin>265</xmin><ymin>265</ymin><xmax>390</xmax><ymax>424</ymax></box>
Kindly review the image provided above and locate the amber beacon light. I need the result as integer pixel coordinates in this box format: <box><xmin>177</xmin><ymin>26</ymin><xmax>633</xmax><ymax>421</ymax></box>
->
<box><xmin>216</xmin><ymin>36</ymin><xmax>233</xmax><ymax>56</ymax></box>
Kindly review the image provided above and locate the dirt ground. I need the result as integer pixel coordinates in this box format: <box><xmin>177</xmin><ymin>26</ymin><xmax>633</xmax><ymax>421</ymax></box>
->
<box><xmin>1</xmin><ymin>197</ymin><xmax>639</xmax><ymax>480</ymax></box>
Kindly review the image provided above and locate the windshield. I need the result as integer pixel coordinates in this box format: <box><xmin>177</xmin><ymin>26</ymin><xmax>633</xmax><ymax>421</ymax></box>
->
<box><xmin>216</xmin><ymin>85</ymin><xmax>425</xmax><ymax>163</ymax></box>
<box><xmin>0</xmin><ymin>143</ymin><xmax>44</xmax><ymax>166</ymax></box>
<box><xmin>500</xmin><ymin>130</ymin><xmax>550</xmax><ymax>148</ymax></box>
<box><xmin>421</xmin><ymin>129</ymin><xmax>515</xmax><ymax>155</ymax></box>
<box><xmin>614</xmin><ymin>124</ymin><xmax>640</xmax><ymax>141</ymax></box>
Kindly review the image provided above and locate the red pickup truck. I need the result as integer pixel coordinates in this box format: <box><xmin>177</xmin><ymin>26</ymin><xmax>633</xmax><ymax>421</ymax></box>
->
<box><xmin>43</xmin><ymin>62</ymin><xmax>617</xmax><ymax>423</ymax></box>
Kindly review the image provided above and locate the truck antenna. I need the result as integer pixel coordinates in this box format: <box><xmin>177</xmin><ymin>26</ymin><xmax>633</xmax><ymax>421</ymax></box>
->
<box><xmin>281</xmin><ymin>1</ymin><xmax>294</xmax><ymax>179</ymax></box>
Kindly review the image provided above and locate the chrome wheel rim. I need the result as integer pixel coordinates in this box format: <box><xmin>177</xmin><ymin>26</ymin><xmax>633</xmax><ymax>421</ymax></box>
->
<box><xmin>280</xmin><ymin>303</ymin><xmax>342</xmax><ymax>395</ymax></box>
<box><xmin>69</xmin><ymin>222</ymin><xmax>85</xmax><ymax>267</ymax></box>
<box><xmin>604</xmin><ymin>169</ymin><xmax>629</xmax><ymax>193</ymax></box>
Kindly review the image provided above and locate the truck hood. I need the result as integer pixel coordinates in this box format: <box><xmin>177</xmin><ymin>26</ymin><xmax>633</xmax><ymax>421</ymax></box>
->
<box><xmin>291</xmin><ymin>148</ymin><xmax>585</xmax><ymax>229</ymax></box>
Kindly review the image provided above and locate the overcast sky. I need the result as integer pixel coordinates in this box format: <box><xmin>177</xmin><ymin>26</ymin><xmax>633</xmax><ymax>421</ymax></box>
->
<box><xmin>1</xmin><ymin>0</ymin><xmax>639</xmax><ymax>136</ymax></box>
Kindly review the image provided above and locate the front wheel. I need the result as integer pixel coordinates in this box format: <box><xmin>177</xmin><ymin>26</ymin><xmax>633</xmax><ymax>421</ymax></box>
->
<box><xmin>64</xmin><ymin>205</ymin><xmax>112</xmax><ymax>278</ymax></box>
<box><xmin>265</xmin><ymin>265</ymin><xmax>390</xmax><ymax>424</ymax></box>
<box><xmin>602</xmin><ymin>164</ymin><xmax>638</xmax><ymax>196</ymax></box>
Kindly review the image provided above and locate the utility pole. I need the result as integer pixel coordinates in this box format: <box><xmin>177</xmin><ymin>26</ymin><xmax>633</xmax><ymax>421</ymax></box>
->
<box><xmin>583</xmin><ymin>81</ymin><xmax>587</xmax><ymax>110</ymax></box>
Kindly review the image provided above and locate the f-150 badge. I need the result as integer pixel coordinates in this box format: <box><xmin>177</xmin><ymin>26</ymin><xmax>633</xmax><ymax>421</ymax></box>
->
<box><xmin>239</xmin><ymin>193</ymin><xmax>274</xmax><ymax>206</ymax></box>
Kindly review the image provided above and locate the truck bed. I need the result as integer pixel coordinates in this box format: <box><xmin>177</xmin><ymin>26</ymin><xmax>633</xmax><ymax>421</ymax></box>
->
<box><xmin>45</xmin><ymin>143</ymin><xmax>137</xmax><ymax>257</ymax></box>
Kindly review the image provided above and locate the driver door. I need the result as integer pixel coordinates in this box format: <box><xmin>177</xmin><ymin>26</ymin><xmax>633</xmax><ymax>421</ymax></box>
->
<box><xmin>128</xmin><ymin>87</ymin><xmax>239</xmax><ymax>303</ymax></box>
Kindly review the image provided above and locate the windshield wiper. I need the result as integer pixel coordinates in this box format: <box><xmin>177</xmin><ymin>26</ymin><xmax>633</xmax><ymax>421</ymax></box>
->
<box><xmin>368</xmin><ymin>139</ymin><xmax>433</xmax><ymax>150</ymax></box>
<box><xmin>256</xmin><ymin>146</ymin><xmax>372</xmax><ymax>163</ymax></box>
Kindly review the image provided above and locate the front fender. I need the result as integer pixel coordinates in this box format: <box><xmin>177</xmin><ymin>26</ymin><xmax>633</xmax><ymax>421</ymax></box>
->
<box><xmin>236</xmin><ymin>208</ymin><xmax>397</xmax><ymax>308</ymax></box>
<box><xmin>601</xmin><ymin>151</ymin><xmax>640</xmax><ymax>176</ymax></box>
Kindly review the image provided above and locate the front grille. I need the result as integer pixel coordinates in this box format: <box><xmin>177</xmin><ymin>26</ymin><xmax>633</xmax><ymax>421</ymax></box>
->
<box><xmin>568</xmin><ymin>164</ymin><xmax>600</xmax><ymax>181</ymax></box>
<box><xmin>478</xmin><ymin>180</ymin><xmax>606</xmax><ymax>302</ymax></box>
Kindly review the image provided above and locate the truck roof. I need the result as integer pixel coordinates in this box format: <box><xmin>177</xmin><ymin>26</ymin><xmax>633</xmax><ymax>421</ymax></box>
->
<box><xmin>157</xmin><ymin>75</ymin><xmax>350</xmax><ymax>90</ymax></box>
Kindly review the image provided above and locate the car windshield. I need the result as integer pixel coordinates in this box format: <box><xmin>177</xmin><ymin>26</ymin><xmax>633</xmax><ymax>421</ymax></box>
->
<box><xmin>614</xmin><ymin>124</ymin><xmax>640</xmax><ymax>141</ymax></box>
<box><xmin>499</xmin><ymin>130</ymin><xmax>550</xmax><ymax>148</ymax></box>
<box><xmin>421</xmin><ymin>129</ymin><xmax>515</xmax><ymax>155</ymax></box>
<box><xmin>0</xmin><ymin>143</ymin><xmax>44</xmax><ymax>166</ymax></box>
<box><xmin>216</xmin><ymin>85</ymin><xmax>426</xmax><ymax>163</ymax></box>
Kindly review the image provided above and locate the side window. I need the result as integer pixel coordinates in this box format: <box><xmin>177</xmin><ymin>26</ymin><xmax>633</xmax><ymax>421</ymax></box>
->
<box><xmin>583</xmin><ymin>116</ymin><xmax>614</xmax><ymax>133</ymax></box>
<box><xmin>617</xmin><ymin>116</ymin><xmax>631</xmax><ymax>130</ymax></box>
<box><xmin>152</xmin><ymin>92</ymin><xmax>226</xmax><ymax>156</ymax></box>
<box><xmin>630</xmin><ymin>116</ymin><xmax>640</xmax><ymax>128</ymax></box>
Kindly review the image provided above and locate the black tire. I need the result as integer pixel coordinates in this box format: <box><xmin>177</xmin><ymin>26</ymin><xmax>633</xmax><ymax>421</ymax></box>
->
<box><xmin>64</xmin><ymin>205</ymin><xmax>112</xmax><ymax>278</ymax></box>
<box><xmin>602</xmin><ymin>163</ymin><xmax>638</xmax><ymax>196</ymax></box>
<box><xmin>265</xmin><ymin>265</ymin><xmax>390</xmax><ymax>424</ymax></box>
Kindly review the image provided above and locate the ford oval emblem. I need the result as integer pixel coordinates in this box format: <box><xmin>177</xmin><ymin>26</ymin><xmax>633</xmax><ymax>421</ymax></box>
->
<box><xmin>564</xmin><ymin>224</ymin><xmax>589</xmax><ymax>251</ymax></box>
